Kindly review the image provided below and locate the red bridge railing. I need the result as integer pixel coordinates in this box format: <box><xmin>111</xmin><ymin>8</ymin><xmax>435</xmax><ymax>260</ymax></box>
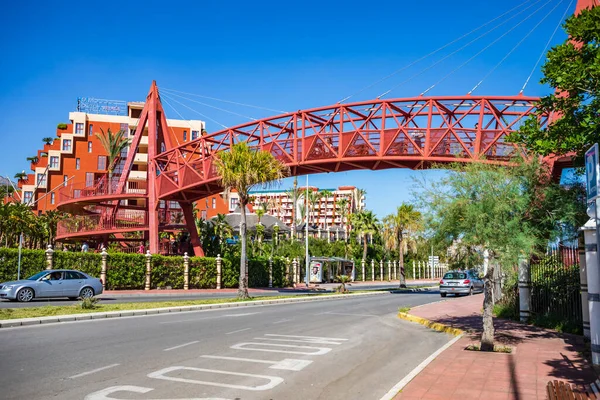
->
<box><xmin>58</xmin><ymin>177</ymin><xmax>147</xmax><ymax>204</ymax></box>
<box><xmin>57</xmin><ymin>210</ymin><xmax>148</xmax><ymax>237</ymax></box>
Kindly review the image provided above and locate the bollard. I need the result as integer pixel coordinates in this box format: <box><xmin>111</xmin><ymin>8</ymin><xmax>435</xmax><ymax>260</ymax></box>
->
<box><xmin>292</xmin><ymin>258</ymin><xmax>298</xmax><ymax>284</ymax></box>
<box><xmin>145</xmin><ymin>250</ymin><xmax>152</xmax><ymax>291</ymax></box>
<box><xmin>183</xmin><ymin>252</ymin><xmax>190</xmax><ymax>290</ymax></box>
<box><xmin>579</xmin><ymin>234</ymin><xmax>591</xmax><ymax>338</ymax></box>
<box><xmin>269</xmin><ymin>257</ymin><xmax>273</xmax><ymax>288</ymax></box>
<box><xmin>518</xmin><ymin>256</ymin><xmax>531</xmax><ymax>323</ymax></box>
<box><xmin>285</xmin><ymin>257</ymin><xmax>290</xmax><ymax>283</ymax></box>
<box><xmin>371</xmin><ymin>260</ymin><xmax>375</xmax><ymax>281</ymax></box>
<box><xmin>100</xmin><ymin>247</ymin><xmax>108</xmax><ymax>290</ymax></box>
<box><xmin>388</xmin><ymin>261</ymin><xmax>392</xmax><ymax>282</ymax></box>
<box><xmin>583</xmin><ymin>217</ymin><xmax>600</xmax><ymax>365</ymax></box>
<box><xmin>361</xmin><ymin>259</ymin><xmax>366</xmax><ymax>282</ymax></box>
<box><xmin>45</xmin><ymin>244</ymin><xmax>54</xmax><ymax>270</ymax></box>
<box><xmin>216</xmin><ymin>254</ymin><xmax>222</xmax><ymax>290</ymax></box>
<box><xmin>380</xmin><ymin>260</ymin><xmax>384</xmax><ymax>282</ymax></box>
<box><xmin>412</xmin><ymin>260</ymin><xmax>415</xmax><ymax>281</ymax></box>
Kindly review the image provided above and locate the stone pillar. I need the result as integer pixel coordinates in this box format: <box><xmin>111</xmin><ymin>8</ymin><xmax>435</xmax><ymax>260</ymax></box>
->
<box><xmin>371</xmin><ymin>260</ymin><xmax>375</xmax><ymax>281</ymax></box>
<box><xmin>183</xmin><ymin>252</ymin><xmax>190</xmax><ymax>290</ymax></box>
<box><xmin>45</xmin><ymin>244</ymin><xmax>54</xmax><ymax>270</ymax></box>
<box><xmin>285</xmin><ymin>257</ymin><xmax>290</xmax><ymax>283</ymax></box>
<box><xmin>216</xmin><ymin>254</ymin><xmax>222</xmax><ymax>290</ymax></box>
<box><xmin>327</xmin><ymin>227</ymin><xmax>331</xmax><ymax>243</ymax></box>
<box><xmin>417</xmin><ymin>261</ymin><xmax>420</xmax><ymax>280</ymax></box>
<box><xmin>379</xmin><ymin>260</ymin><xmax>384</xmax><ymax>281</ymax></box>
<box><xmin>388</xmin><ymin>261</ymin><xmax>391</xmax><ymax>282</ymax></box>
<box><xmin>269</xmin><ymin>257</ymin><xmax>273</xmax><ymax>288</ymax></box>
<box><xmin>145</xmin><ymin>250</ymin><xmax>152</xmax><ymax>291</ymax></box>
<box><xmin>393</xmin><ymin>260</ymin><xmax>397</xmax><ymax>280</ymax></box>
<box><xmin>361</xmin><ymin>259</ymin><xmax>366</xmax><ymax>282</ymax></box>
<box><xmin>580</xmin><ymin>234</ymin><xmax>591</xmax><ymax>338</ymax></box>
<box><xmin>292</xmin><ymin>258</ymin><xmax>298</xmax><ymax>284</ymax></box>
<box><xmin>100</xmin><ymin>247</ymin><xmax>107</xmax><ymax>290</ymax></box>
<box><xmin>583</xmin><ymin>217</ymin><xmax>600</xmax><ymax>365</ymax></box>
<box><xmin>518</xmin><ymin>256</ymin><xmax>531</xmax><ymax>323</ymax></box>
<box><xmin>412</xmin><ymin>260</ymin><xmax>415</xmax><ymax>281</ymax></box>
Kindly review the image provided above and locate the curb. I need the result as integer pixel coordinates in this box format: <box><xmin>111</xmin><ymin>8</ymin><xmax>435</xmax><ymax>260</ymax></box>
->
<box><xmin>0</xmin><ymin>291</ymin><xmax>389</xmax><ymax>329</ymax></box>
<box><xmin>397</xmin><ymin>312</ymin><xmax>464</xmax><ymax>336</ymax></box>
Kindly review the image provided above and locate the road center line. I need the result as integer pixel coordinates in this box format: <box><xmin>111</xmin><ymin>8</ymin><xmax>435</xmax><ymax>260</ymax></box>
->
<box><xmin>164</xmin><ymin>340</ymin><xmax>199</xmax><ymax>352</ymax></box>
<box><xmin>69</xmin><ymin>363</ymin><xmax>120</xmax><ymax>379</ymax></box>
<box><xmin>226</xmin><ymin>328</ymin><xmax>252</xmax><ymax>335</ymax></box>
<box><xmin>272</xmin><ymin>318</ymin><xmax>292</xmax><ymax>324</ymax></box>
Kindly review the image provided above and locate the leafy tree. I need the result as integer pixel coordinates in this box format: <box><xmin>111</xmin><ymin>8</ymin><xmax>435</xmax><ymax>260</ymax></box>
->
<box><xmin>14</xmin><ymin>172</ymin><xmax>27</xmax><ymax>182</ymax></box>
<box><xmin>336</xmin><ymin>197</ymin><xmax>350</xmax><ymax>230</ymax></box>
<box><xmin>418</xmin><ymin>162</ymin><xmax>538</xmax><ymax>351</ymax></box>
<box><xmin>42</xmin><ymin>137</ymin><xmax>54</xmax><ymax>146</ymax></box>
<box><xmin>26</xmin><ymin>156</ymin><xmax>39</xmax><ymax>164</ymax></box>
<box><xmin>510</xmin><ymin>7</ymin><xmax>600</xmax><ymax>158</ymax></box>
<box><xmin>215</xmin><ymin>142</ymin><xmax>288</xmax><ymax>298</ymax></box>
<box><xmin>286</xmin><ymin>177</ymin><xmax>302</xmax><ymax>229</ymax></box>
<box><xmin>350</xmin><ymin>210</ymin><xmax>379</xmax><ymax>261</ymax></box>
<box><xmin>96</xmin><ymin>128</ymin><xmax>130</xmax><ymax>188</ymax></box>
<box><xmin>383</xmin><ymin>204</ymin><xmax>422</xmax><ymax>287</ymax></box>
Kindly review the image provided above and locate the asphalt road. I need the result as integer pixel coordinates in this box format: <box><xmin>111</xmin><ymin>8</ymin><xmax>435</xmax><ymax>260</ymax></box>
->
<box><xmin>0</xmin><ymin>282</ymin><xmax>422</xmax><ymax>308</ymax></box>
<box><xmin>0</xmin><ymin>291</ymin><xmax>458</xmax><ymax>400</ymax></box>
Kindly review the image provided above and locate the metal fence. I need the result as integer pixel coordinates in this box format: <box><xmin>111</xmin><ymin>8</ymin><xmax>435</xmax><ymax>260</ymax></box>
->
<box><xmin>529</xmin><ymin>245</ymin><xmax>582</xmax><ymax>329</ymax></box>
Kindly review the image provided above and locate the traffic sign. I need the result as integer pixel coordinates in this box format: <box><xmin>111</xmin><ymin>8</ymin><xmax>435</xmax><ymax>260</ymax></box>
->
<box><xmin>586</xmin><ymin>143</ymin><xmax>599</xmax><ymax>203</ymax></box>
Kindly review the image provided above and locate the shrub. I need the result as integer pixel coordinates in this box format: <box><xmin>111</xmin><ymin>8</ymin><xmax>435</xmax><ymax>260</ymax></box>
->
<box><xmin>57</xmin><ymin>123</ymin><xmax>68</xmax><ymax>130</ymax></box>
<box><xmin>80</xmin><ymin>296</ymin><xmax>99</xmax><ymax>309</ymax></box>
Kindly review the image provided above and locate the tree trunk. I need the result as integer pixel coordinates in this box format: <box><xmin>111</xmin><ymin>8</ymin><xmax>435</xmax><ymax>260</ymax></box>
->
<box><xmin>238</xmin><ymin>201</ymin><xmax>249</xmax><ymax>299</ymax></box>
<box><xmin>362</xmin><ymin>234</ymin><xmax>367</xmax><ymax>261</ymax></box>
<box><xmin>399</xmin><ymin>239</ymin><xmax>406</xmax><ymax>288</ymax></box>
<box><xmin>480</xmin><ymin>263</ymin><xmax>495</xmax><ymax>351</ymax></box>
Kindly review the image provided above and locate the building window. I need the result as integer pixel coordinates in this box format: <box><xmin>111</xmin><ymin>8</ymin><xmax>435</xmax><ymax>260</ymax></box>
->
<box><xmin>76</xmin><ymin>158</ymin><xmax>80</xmax><ymax>170</ymax></box>
<box><xmin>230</xmin><ymin>197</ymin><xmax>239</xmax><ymax>210</ymax></box>
<box><xmin>88</xmin><ymin>141</ymin><xmax>92</xmax><ymax>153</ymax></box>
<box><xmin>49</xmin><ymin>156</ymin><xmax>59</xmax><ymax>169</ymax></box>
<box><xmin>73</xmin><ymin>190</ymin><xmax>81</xmax><ymax>198</ymax></box>
<box><xmin>98</xmin><ymin>155</ymin><xmax>107</xmax><ymax>171</ymax></box>
<box><xmin>37</xmin><ymin>173</ymin><xmax>47</xmax><ymax>187</ymax></box>
<box><xmin>64</xmin><ymin>175</ymin><xmax>68</xmax><ymax>187</ymax></box>
<box><xmin>159</xmin><ymin>201</ymin><xmax>166</xmax><ymax>209</ymax></box>
<box><xmin>75</xmin><ymin>123</ymin><xmax>84</xmax><ymax>135</ymax></box>
<box><xmin>201</xmin><ymin>210</ymin><xmax>207</xmax><ymax>220</ymax></box>
<box><xmin>205</xmin><ymin>199</ymin><xmax>208</xmax><ymax>208</ymax></box>
<box><xmin>23</xmin><ymin>191</ymin><xmax>33</xmax><ymax>204</ymax></box>
<box><xmin>62</xmin><ymin>139</ymin><xmax>72</xmax><ymax>151</ymax></box>
<box><xmin>192</xmin><ymin>130</ymin><xmax>199</xmax><ymax>140</ymax></box>
<box><xmin>86</xmin><ymin>172</ymin><xmax>94</xmax><ymax>187</ymax></box>
<box><xmin>183</xmin><ymin>130</ymin><xmax>187</xmax><ymax>141</ymax></box>
<box><xmin>50</xmin><ymin>193</ymin><xmax>55</xmax><ymax>205</ymax></box>
<box><xmin>89</xmin><ymin>124</ymin><xmax>93</xmax><ymax>136</ymax></box>
<box><xmin>212</xmin><ymin>198</ymin><xmax>216</xmax><ymax>209</ymax></box>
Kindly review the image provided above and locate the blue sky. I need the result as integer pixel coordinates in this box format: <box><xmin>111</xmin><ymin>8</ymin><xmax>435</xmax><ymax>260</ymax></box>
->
<box><xmin>0</xmin><ymin>0</ymin><xmax>575</xmax><ymax>217</ymax></box>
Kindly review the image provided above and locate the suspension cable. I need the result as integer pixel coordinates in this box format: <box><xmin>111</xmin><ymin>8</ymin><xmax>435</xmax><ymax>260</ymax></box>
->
<box><xmin>162</xmin><ymin>90</ymin><xmax>258</xmax><ymax>122</ymax></box>
<box><xmin>469</xmin><ymin>0</ymin><xmax>567</xmax><ymax>95</ymax></box>
<box><xmin>161</xmin><ymin>87</ymin><xmax>288</xmax><ymax>114</ymax></box>
<box><xmin>161</xmin><ymin>93</ymin><xmax>229</xmax><ymax>129</ymax></box>
<box><xmin>520</xmin><ymin>0</ymin><xmax>575</xmax><ymax>94</ymax></box>
<box><xmin>419</xmin><ymin>0</ymin><xmax>552</xmax><ymax>97</ymax></box>
<box><xmin>337</xmin><ymin>0</ymin><xmax>535</xmax><ymax>103</ymax></box>
<box><xmin>377</xmin><ymin>0</ymin><xmax>547</xmax><ymax>99</ymax></box>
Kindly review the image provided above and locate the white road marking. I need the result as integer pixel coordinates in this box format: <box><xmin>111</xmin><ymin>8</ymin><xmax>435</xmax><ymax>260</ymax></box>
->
<box><xmin>254</xmin><ymin>337</ymin><xmax>343</xmax><ymax>345</ymax></box>
<box><xmin>201</xmin><ymin>355</ymin><xmax>313</xmax><ymax>371</ymax></box>
<box><xmin>225</xmin><ymin>328</ymin><xmax>251</xmax><ymax>335</ymax></box>
<box><xmin>84</xmin><ymin>385</ymin><xmax>229</xmax><ymax>400</ymax></box>
<box><xmin>265</xmin><ymin>334</ymin><xmax>349</xmax><ymax>341</ymax></box>
<box><xmin>148</xmin><ymin>366</ymin><xmax>283</xmax><ymax>391</ymax></box>
<box><xmin>378</xmin><ymin>334</ymin><xmax>463</xmax><ymax>400</ymax></box>
<box><xmin>69</xmin><ymin>363</ymin><xmax>120</xmax><ymax>379</ymax></box>
<box><xmin>272</xmin><ymin>318</ymin><xmax>292</xmax><ymax>324</ymax></box>
<box><xmin>231</xmin><ymin>342</ymin><xmax>332</xmax><ymax>355</ymax></box>
<box><xmin>222</xmin><ymin>312</ymin><xmax>261</xmax><ymax>317</ymax></box>
<box><xmin>164</xmin><ymin>341</ymin><xmax>199</xmax><ymax>352</ymax></box>
<box><xmin>325</xmin><ymin>312</ymin><xmax>378</xmax><ymax>317</ymax></box>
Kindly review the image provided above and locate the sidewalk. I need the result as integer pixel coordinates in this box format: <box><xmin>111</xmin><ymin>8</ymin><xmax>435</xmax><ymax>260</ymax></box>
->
<box><xmin>394</xmin><ymin>295</ymin><xmax>596</xmax><ymax>400</ymax></box>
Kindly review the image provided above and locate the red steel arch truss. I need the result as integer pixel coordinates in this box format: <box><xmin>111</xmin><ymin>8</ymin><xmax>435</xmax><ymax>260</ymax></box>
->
<box><xmin>153</xmin><ymin>95</ymin><xmax>549</xmax><ymax>203</ymax></box>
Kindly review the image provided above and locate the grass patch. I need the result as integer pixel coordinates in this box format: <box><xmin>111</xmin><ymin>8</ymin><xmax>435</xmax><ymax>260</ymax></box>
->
<box><xmin>530</xmin><ymin>313</ymin><xmax>583</xmax><ymax>335</ymax></box>
<box><xmin>398</xmin><ymin>306</ymin><xmax>411</xmax><ymax>313</ymax></box>
<box><xmin>0</xmin><ymin>294</ymin><xmax>330</xmax><ymax>320</ymax></box>
<box><xmin>493</xmin><ymin>302</ymin><xmax>518</xmax><ymax>319</ymax></box>
<box><xmin>465</xmin><ymin>344</ymin><xmax>512</xmax><ymax>353</ymax></box>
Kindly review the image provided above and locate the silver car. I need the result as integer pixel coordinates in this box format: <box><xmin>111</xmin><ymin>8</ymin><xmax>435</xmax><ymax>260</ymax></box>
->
<box><xmin>439</xmin><ymin>270</ymin><xmax>484</xmax><ymax>297</ymax></box>
<box><xmin>0</xmin><ymin>270</ymin><xmax>103</xmax><ymax>302</ymax></box>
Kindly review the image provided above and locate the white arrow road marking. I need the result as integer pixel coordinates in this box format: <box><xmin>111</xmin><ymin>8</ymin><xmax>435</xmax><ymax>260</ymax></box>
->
<box><xmin>254</xmin><ymin>337</ymin><xmax>344</xmax><ymax>345</ymax></box>
<box><xmin>265</xmin><ymin>334</ymin><xmax>349</xmax><ymax>341</ymax></box>
<box><xmin>201</xmin><ymin>355</ymin><xmax>313</xmax><ymax>371</ymax></box>
<box><xmin>148</xmin><ymin>366</ymin><xmax>284</xmax><ymax>391</ymax></box>
<box><xmin>231</xmin><ymin>342</ymin><xmax>332</xmax><ymax>355</ymax></box>
<box><xmin>164</xmin><ymin>341</ymin><xmax>199</xmax><ymax>352</ymax></box>
<box><xmin>69</xmin><ymin>364</ymin><xmax>120</xmax><ymax>379</ymax></box>
<box><xmin>84</xmin><ymin>385</ymin><xmax>229</xmax><ymax>400</ymax></box>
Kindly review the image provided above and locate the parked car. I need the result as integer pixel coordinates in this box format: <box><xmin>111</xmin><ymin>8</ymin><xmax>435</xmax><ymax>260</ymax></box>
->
<box><xmin>439</xmin><ymin>270</ymin><xmax>484</xmax><ymax>297</ymax></box>
<box><xmin>0</xmin><ymin>269</ymin><xmax>103</xmax><ymax>302</ymax></box>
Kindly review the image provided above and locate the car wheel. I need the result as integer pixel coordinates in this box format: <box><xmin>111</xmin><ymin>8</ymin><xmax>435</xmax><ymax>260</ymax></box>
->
<box><xmin>16</xmin><ymin>288</ymin><xmax>34</xmax><ymax>303</ymax></box>
<box><xmin>440</xmin><ymin>293</ymin><xmax>447</xmax><ymax>298</ymax></box>
<box><xmin>79</xmin><ymin>287</ymin><xmax>94</xmax><ymax>299</ymax></box>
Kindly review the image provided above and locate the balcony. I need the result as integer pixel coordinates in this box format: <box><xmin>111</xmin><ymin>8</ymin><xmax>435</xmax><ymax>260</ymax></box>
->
<box><xmin>58</xmin><ymin>177</ymin><xmax>147</xmax><ymax>209</ymax></box>
<box><xmin>129</xmin><ymin>170</ymin><xmax>147</xmax><ymax>181</ymax></box>
<box><xmin>134</xmin><ymin>153</ymin><xmax>148</xmax><ymax>163</ymax></box>
<box><xmin>57</xmin><ymin>209</ymin><xmax>147</xmax><ymax>238</ymax></box>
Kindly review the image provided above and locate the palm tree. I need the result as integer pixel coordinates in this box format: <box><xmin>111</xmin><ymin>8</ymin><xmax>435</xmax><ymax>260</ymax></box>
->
<box><xmin>354</xmin><ymin>188</ymin><xmax>366</xmax><ymax>211</ymax></box>
<box><xmin>286</xmin><ymin>177</ymin><xmax>302</xmax><ymax>232</ymax></box>
<box><xmin>385</xmin><ymin>204</ymin><xmax>422</xmax><ymax>287</ymax></box>
<box><xmin>42</xmin><ymin>137</ymin><xmax>54</xmax><ymax>146</ymax></box>
<box><xmin>319</xmin><ymin>190</ymin><xmax>333</xmax><ymax>228</ymax></box>
<box><xmin>215</xmin><ymin>142</ymin><xmax>289</xmax><ymax>299</ymax></box>
<box><xmin>14</xmin><ymin>171</ymin><xmax>27</xmax><ymax>182</ymax></box>
<box><xmin>96</xmin><ymin>128</ymin><xmax>130</xmax><ymax>190</ymax></box>
<box><xmin>350</xmin><ymin>210</ymin><xmax>379</xmax><ymax>261</ymax></box>
<box><xmin>26</xmin><ymin>156</ymin><xmax>39</xmax><ymax>164</ymax></box>
<box><xmin>306</xmin><ymin>190</ymin><xmax>320</xmax><ymax>226</ymax></box>
<box><xmin>336</xmin><ymin>198</ymin><xmax>350</xmax><ymax>229</ymax></box>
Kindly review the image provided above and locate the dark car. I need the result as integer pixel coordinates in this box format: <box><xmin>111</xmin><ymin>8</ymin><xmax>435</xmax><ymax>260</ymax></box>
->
<box><xmin>439</xmin><ymin>270</ymin><xmax>484</xmax><ymax>297</ymax></box>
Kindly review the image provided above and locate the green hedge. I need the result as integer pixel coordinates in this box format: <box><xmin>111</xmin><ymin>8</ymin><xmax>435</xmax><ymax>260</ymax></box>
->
<box><xmin>0</xmin><ymin>248</ymin><xmax>289</xmax><ymax>290</ymax></box>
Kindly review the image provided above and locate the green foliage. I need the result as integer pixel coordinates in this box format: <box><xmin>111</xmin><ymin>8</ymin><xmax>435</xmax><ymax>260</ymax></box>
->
<box><xmin>80</xmin><ymin>296</ymin><xmax>99</xmax><ymax>309</ymax></box>
<box><xmin>510</xmin><ymin>7</ymin><xmax>600</xmax><ymax>158</ymax></box>
<box><xmin>96</xmin><ymin>128</ymin><xmax>130</xmax><ymax>174</ymax></box>
<box><xmin>0</xmin><ymin>248</ymin><xmax>46</xmax><ymax>281</ymax></box>
<box><xmin>56</xmin><ymin>123</ymin><xmax>68</xmax><ymax>130</ymax></box>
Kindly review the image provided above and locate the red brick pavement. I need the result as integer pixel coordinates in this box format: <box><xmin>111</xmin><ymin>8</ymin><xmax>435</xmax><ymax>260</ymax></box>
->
<box><xmin>394</xmin><ymin>295</ymin><xmax>596</xmax><ymax>400</ymax></box>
